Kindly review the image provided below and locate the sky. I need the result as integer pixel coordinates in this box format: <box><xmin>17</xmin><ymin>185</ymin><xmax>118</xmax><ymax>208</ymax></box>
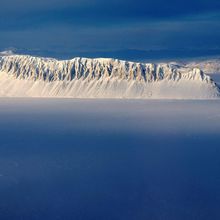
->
<box><xmin>0</xmin><ymin>0</ymin><xmax>220</xmax><ymax>60</ymax></box>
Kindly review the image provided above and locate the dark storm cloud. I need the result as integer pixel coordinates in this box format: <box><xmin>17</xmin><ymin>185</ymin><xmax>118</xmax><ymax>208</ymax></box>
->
<box><xmin>0</xmin><ymin>0</ymin><xmax>220</xmax><ymax>59</ymax></box>
<box><xmin>1</xmin><ymin>0</ymin><xmax>220</xmax><ymax>15</ymax></box>
<box><xmin>1</xmin><ymin>0</ymin><xmax>220</xmax><ymax>29</ymax></box>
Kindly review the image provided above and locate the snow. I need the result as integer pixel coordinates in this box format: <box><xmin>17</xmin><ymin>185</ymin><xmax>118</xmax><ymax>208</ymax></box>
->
<box><xmin>0</xmin><ymin>50</ymin><xmax>14</xmax><ymax>56</ymax></box>
<box><xmin>0</xmin><ymin>55</ymin><xmax>219</xmax><ymax>99</ymax></box>
<box><xmin>185</xmin><ymin>58</ymin><xmax>220</xmax><ymax>75</ymax></box>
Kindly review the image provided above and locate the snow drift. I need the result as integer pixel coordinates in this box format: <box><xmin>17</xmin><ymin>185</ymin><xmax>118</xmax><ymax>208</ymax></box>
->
<box><xmin>0</xmin><ymin>55</ymin><xmax>219</xmax><ymax>99</ymax></box>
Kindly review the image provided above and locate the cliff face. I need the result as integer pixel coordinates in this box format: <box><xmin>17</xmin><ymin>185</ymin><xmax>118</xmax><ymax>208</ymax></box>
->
<box><xmin>0</xmin><ymin>55</ymin><xmax>219</xmax><ymax>99</ymax></box>
<box><xmin>0</xmin><ymin>55</ymin><xmax>212</xmax><ymax>82</ymax></box>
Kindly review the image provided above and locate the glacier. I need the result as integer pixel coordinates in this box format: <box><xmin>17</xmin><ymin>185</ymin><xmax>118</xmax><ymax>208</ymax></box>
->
<box><xmin>0</xmin><ymin>54</ymin><xmax>219</xmax><ymax>99</ymax></box>
<box><xmin>186</xmin><ymin>58</ymin><xmax>220</xmax><ymax>75</ymax></box>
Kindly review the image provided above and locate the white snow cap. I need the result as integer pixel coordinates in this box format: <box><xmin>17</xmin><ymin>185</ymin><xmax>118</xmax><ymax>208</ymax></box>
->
<box><xmin>0</xmin><ymin>54</ymin><xmax>219</xmax><ymax>99</ymax></box>
<box><xmin>0</xmin><ymin>50</ymin><xmax>15</xmax><ymax>56</ymax></box>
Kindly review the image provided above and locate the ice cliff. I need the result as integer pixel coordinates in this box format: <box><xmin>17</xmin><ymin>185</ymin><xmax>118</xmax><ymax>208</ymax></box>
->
<box><xmin>0</xmin><ymin>55</ymin><xmax>219</xmax><ymax>99</ymax></box>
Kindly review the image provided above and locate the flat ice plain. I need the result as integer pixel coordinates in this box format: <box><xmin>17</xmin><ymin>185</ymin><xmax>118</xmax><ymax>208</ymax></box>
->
<box><xmin>0</xmin><ymin>98</ymin><xmax>220</xmax><ymax>220</ymax></box>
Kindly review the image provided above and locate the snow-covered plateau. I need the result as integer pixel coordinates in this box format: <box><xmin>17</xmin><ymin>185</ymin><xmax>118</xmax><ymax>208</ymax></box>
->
<box><xmin>185</xmin><ymin>58</ymin><xmax>220</xmax><ymax>75</ymax></box>
<box><xmin>0</xmin><ymin>54</ymin><xmax>219</xmax><ymax>99</ymax></box>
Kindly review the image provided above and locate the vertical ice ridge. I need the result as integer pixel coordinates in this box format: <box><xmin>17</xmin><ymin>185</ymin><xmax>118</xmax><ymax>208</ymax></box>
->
<box><xmin>0</xmin><ymin>55</ymin><xmax>219</xmax><ymax>99</ymax></box>
<box><xmin>0</xmin><ymin>55</ymin><xmax>211</xmax><ymax>83</ymax></box>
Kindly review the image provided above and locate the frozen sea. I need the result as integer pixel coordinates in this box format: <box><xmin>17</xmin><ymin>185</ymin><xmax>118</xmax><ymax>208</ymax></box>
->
<box><xmin>0</xmin><ymin>98</ymin><xmax>220</xmax><ymax>220</ymax></box>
